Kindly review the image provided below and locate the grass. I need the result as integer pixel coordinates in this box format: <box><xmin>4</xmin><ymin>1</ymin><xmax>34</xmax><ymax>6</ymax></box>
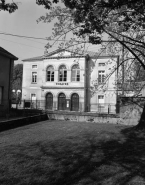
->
<box><xmin>0</xmin><ymin>120</ymin><xmax>145</xmax><ymax>185</ymax></box>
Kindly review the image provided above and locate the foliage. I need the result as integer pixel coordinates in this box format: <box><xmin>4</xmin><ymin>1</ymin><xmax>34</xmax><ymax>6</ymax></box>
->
<box><xmin>0</xmin><ymin>0</ymin><xmax>18</xmax><ymax>13</ymax></box>
<box><xmin>12</xmin><ymin>64</ymin><xmax>23</xmax><ymax>91</ymax></box>
<box><xmin>36</xmin><ymin>0</ymin><xmax>145</xmax><ymax>68</ymax></box>
<box><xmin>37</xmin><ymin>0</ymin><xmax>145</xmax><ymax>126</ymax></box>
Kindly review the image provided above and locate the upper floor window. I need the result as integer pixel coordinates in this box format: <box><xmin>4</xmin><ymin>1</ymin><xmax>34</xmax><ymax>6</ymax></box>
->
<box><xmin>99</xmin><ymin>63</ymin><xmax>105</xmax><ymax>67</ymax></box>
<box><xmin>59</xmin><ymin>65</ymin><xmax>67</xmax><ymax>81</ymax></box>
<box><xmin>32</xmin><ymin>65</ymin><xmax>37</xmax><ymax>69</ymax></box>
<box><xmin>71</xmin><ymin>64</ymin><xmax>80</xmax><ymax>82</ymax></box>
<box><xmin>32</xmin><ymin>72</ymin><xmax>37</xmax><ymax>83</ymax></box>
<box><xmin>47</xmin><ymin>66</ymin><xmax>54</xmax><ymax>81</ymax></box>
<box><xmin>98</xmin><ymin>70</ymin><xmax>105</xmax><ymax>83</ymax></box>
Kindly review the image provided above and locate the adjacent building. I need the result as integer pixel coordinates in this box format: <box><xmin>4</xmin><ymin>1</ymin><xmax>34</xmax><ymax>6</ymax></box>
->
<box><xmin>22</xmin><ymin>49</ymin><xmax>119</xmax><ymax>113</ymax></box>
<box><xmin>0</xmin><ymin>47</ymin><xmax>18</xmax><ymax>115</ymax></box>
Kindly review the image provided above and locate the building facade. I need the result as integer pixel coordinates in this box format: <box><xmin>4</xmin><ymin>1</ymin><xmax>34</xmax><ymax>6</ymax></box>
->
<box><xmin>0</xmin><ymin>47</ymin><xmax>18</xmax><ymax>115</ymax></box>
<box><xmin>22</xmin><ymin>49</ymin><xmax>118</xmax><ymax>113</ymax></box>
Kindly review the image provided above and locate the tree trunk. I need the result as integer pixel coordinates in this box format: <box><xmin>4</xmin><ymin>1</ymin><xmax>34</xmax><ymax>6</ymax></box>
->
<box><xmin>137</xmin><ymin>103</ymin><xmax>145</xmax><ymax>128</ymax></box>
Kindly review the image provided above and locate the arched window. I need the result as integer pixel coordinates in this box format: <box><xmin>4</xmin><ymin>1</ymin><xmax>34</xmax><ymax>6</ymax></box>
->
<box><xmin>58</xmin><ymin>93</ymin><xmax>66</xmax><ymax>110</ymax></box>
<box><xmin>71</xmin><ymin>93</ymin><xmax>79</xmax><ymax>111</ymax></box>
<box><xmin>46</xmin><ymin>66</ymin><xmax>54</xmax><ymax>81</ymax></box>
<box><xmin>46</xmin><ymin>92</ymin><xmax>53</xmax><ymax>110</ymax></box>
<box><xmin>71</xmin><ymin>64</ymin><xmax>80</xmax><ymax>81</ymax></box>
<box><xmin>59</xmin><ymin>65</ymin><xmax>67</xmax><ymax>81</ymax></box>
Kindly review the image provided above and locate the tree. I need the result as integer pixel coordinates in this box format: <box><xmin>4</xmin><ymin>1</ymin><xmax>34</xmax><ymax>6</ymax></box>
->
<box><xmin>0</xmin><ymin>0</ymin><xmax>18</xmax><ymax>13</ymax></box>
<box><xmin>37</xmin><ymin>0</ymin><xmax>145</xmax><ymax>127</ymax></box>
<box><xmin>12</xmin><ymin>64</ymin><xmax>23</xmax><ymax>101</ymax></box>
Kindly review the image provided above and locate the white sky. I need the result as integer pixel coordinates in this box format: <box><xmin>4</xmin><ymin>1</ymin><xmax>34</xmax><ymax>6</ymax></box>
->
<box><xmin>0</xmin><ymin>0</ymin><xmax>55</xmax><ymax>64</ymax></box>
<box><xmin>0</xmin><ymin>1</ymin><xmax>102</xmax><ymax>64</ymax></box>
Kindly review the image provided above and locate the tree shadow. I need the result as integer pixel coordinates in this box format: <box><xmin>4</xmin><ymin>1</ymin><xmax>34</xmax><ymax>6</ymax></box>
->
<box><xmin>2</xmin><ymin>126</ymin><xmax>145</xmax><ymax>185</ymax></box>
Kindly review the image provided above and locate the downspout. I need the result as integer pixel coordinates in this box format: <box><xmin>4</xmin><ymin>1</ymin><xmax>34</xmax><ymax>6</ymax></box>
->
<box><xmin>84</xmin><ymin>55</ymin><xmax>89</xmax><ymax>112</ymax></box>
<box><xmin>8</xmin><ymin>59</ymin><xmax>13</xmax><ymax>113</ymax></box>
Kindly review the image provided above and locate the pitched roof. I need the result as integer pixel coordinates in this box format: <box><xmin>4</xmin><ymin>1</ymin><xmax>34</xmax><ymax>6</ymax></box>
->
<box><xmin>0</xmin><ymin>47</ymin><xmax>18</xmax><ymax>60</ymax></box>
<box><xmin>22</xmin><ymin>48</ymin><xmax>118</xmax><ymax>61</ymax></box>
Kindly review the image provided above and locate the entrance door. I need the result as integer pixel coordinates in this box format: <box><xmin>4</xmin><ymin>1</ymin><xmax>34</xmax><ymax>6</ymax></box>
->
<box><xmin>46</xmin><ymin>93</ymin><xmax>53</xmax><ymax>110</ymax></box>
<box><xmin>71</xmin><ymin>93</ymin><xmax>79</xmax><ymax>111</ymax></box>
<box><xmin>58</xmin><ymin>93</ymin><xmax>66</xmax><ymax>110</ymax></box>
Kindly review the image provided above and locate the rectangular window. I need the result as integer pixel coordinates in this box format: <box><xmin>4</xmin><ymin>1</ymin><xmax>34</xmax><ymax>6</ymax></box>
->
<box><xmin>47</xmin><ymin>71</ymin><xmax>54</xmax><ymax>81</ymax></box>
<box><xmin>98</xmin><ymin>70</ymin><xmax>105</xmax><ymax>83</ymax></box>
<box><xmin>32</xmin><ymin>72</ymin><xmax>37</xmax><ymax>83</ymax></box>
<box><xmin>0</xmin><ymin>87</ymin><xmax>3</xmax><ymax>104</ymax></box>
<box><xmin>31</xmin><ymin>94</ymin><xmax>36</xmax><ymax>100</ymax></box>
<box><xmin>71</xmin><ymin>70</ymin><xmax>80</xmax><ymax>81</ymax></box>
<box><xmin>59</xmin><ymin>71</ymin><xmax>67</xmax><ymax>81</ymax></box>
<box><xmin>99</xmin><ymin>63</ymin><xmax>105</xmax><ymax>67</ymax></box>
<box><xmin>98</xmin><ymin>95</ymin><xmax>104</xmax><ymax>104</ymax></box>
<box><xmin>32</xmin><ymin>65</ymin><xmax>37</xmax><ymax>69</ymax></box>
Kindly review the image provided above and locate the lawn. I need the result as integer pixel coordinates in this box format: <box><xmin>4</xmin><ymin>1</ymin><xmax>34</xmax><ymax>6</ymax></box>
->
<box><xmin>0</xmin><ymin>120</ymin><xmax>145</xmax><ymax>185</ymax></box>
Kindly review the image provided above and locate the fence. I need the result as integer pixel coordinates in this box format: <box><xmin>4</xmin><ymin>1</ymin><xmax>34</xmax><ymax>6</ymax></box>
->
<box><xmin>90</xmin><ymin>103</ymin><xmax>117</xmax><ymax>114</ymax></box>
<box><xmin>11</xmin><ymin>100</ymin><xmax>117</xmax><ymax>114</ymax></box>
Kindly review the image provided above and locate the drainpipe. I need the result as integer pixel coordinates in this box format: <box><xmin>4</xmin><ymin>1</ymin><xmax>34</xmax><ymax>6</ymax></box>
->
<box><xmin>84</xmin><ymin>55</ymin><xmax>89</xmax><ymax>112</ymax></box>
<box><xmin>8</xmin><ymin>59</ymin><xmax>13</xmax><ymax>114</ymax></box>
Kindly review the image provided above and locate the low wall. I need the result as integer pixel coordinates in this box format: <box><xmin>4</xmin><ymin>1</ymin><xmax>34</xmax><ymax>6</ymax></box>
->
<box><xmin>0</xmin><ymin>114</ymin><xmax>48</xmax><ymax>132</ymax></box>
<box><xmin>47</xmin><ymin>111</ymin><xmax>119</xmax><ymax>124</ymax></box>
<box><xmin>47</xmin><ymin>105</ymin><xmax>144</xmax><ymax>126</ymax></box>
<box><xmin>118</xmin><ymin>104</ymin><xmax>142</xmax><ymax>125</ymax></box>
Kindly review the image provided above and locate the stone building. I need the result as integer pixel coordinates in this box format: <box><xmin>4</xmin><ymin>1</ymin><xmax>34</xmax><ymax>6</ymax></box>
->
<box><xmin>22</xmin><ymin>49</ymin><xmax>119</xmax><ymax>113</ymax></box>
<box><xmin>0</xmin><ymin>47</ymin><xmax>18</xmax><ymax>115</ymax></box>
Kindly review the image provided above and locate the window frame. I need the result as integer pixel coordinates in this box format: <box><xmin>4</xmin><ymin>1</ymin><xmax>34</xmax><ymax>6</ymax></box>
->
<box><xmin>98</xmin><ymin>63</ymin><xmax>105</xmax><ymax>67</ymax></box>
<box><xmin>98</xmin><ymin>95</ymin><xmax>105</xmax><ymax>104</ymax></box>
<box><xmin>31</xmin><ymin>93</ymin><xmax>36</xmax><ymax>100</ymax></box>
<box><xmin>46</xmin><ymin>66</ymin><xmax>54</xmax><ymax>82</ymax></box>
<box><xmin>32</xmin><ymin>72</ymin><xmax>37</xmax><ymax>83</ymax></box>
<box><xmin>32</xmin><ymin>65</ymin><xmax>37</xmax><ymax>69</ymax></box>
<box><xmin>58</xmin><ymin>65</ymin><xmax>67</xmax><ymax>82</ymax></box>
<box><xmin>71</xmin><ymin>64</ymin><xmax>80</xmax><ymax>82</ymax></box>
<box><xmin>98</xmin><ymin>70</ymin><xmax>105</xmax><ymax>84</ymax></box>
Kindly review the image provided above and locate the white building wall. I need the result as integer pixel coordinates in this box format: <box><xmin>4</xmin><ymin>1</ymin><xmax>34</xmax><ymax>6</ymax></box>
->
<box><xmin>22</xmin><ymin>51</ymin><xmax>118</xmax><ymax>113</ymax></box>
<box><xmin>89</xmin><ymin>57</ymin><xmax>117</xmax><ymax>113</ymax></box>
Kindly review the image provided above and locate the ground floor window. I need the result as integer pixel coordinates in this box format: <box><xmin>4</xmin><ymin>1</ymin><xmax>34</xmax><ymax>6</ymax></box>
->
<box><xmin>31</xmin><ymin>94</ymin><xmax>37</xmax><ymax>109</ymax></box>
<box><xmin>58</xmin><ymin>93</ymin><xmax>66</xmax><ymax>110</ymax></box>
<box><xmin>71</xmin><ymin>93</ymin><xmax>79</xmax><ymax>111</ymax></box>
<box><xmin>98</xmin><ymin>95</ymin><xmax>104</xmax><ymax>104</ymax></box>
<box><xmin>46</xmin><ymin>92</ymin><xmax>53</xmax><ymax>110</ymax></box>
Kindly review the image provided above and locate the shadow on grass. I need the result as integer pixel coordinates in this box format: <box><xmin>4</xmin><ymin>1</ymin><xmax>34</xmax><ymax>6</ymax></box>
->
<box><xmin>1</xmin><ymin>126</ymin><xmax>145</xmax><ymax>185</ymax></box>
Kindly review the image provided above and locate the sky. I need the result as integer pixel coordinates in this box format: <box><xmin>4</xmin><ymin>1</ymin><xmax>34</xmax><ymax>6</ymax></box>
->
<box><xmin>0</xmin><ymin>0</ymin><xmax>101</xmax><ymax>65</ymax></box>
<box><xmin>0</xmin><ymin>0</ymin><xmax>56</xmax><ymax>64</ymax></box>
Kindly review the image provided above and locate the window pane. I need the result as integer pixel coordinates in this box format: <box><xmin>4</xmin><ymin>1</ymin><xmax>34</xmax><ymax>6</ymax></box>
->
<box><xmin>71</xmin><ymin>65</ymin><xmax>80</xmax><ymax>82</ymax></box>
<box><xmin>47</xmin><ymin>68</ymin><xmax>55</xmax><ymax>81</ymax></box>
<box><xmin>32</xmin><ymin>65</ymin><xmax>37</xmax><ymax>69</ymax></box>
<box><xmin>47</xmin><ymin>66</ymin><xmax>54</xmax><ymax>71</ymax></box>
<box><xmin>32</xmin><ymin>72</ymin><xmax>37</xmax><ymax>83</ymax></box>
<box><xmin>98</xmin><ymin>71</ymin><xmax>105</xmax><ymax>83</ymax></box>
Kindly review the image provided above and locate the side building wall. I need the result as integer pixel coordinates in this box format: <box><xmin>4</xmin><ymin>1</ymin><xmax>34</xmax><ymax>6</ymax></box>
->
<box><xmin>0</xmin><ymin>55</ymin><xmax>13</xmax><ymax>114</ymax></box>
